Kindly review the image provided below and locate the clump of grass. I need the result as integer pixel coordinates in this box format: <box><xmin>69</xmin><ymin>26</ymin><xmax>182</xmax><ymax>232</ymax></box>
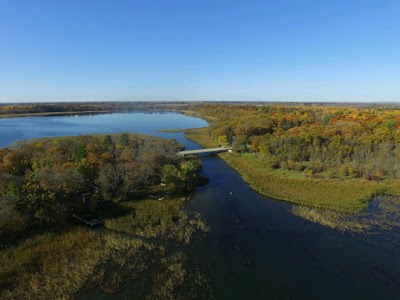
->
<box><xmin>93</xmin><ymin>232</ymin><xmax>164</xmax><ymax>294</ymax></box>
<box><xmin>291</xmin><ymin>195</ymin><xmax>400</xmax><ymax>233</ymax></box>
<box><xmin>158</xmin><ymin>128</ymin><xmax>186</xmax><ymax>133</ymax></box>
<box><xmin>291</xmin><ymin>206</ymin><xmax>370</xmax><ymax>232</ymax></box>
<box><xmin>148</xmin><ymin>252</ymin><xmax>213</xmax><ymax>300</ymax></box>
<box><xmin>105</xmin><ymin>197</ymin><xmax>209</xmax><ymax>243</ymax></box>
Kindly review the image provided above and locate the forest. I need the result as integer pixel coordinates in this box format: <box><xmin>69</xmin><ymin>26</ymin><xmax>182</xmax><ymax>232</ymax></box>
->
<box><xmin>191</xmin><ymin>104</ymin><xmax>400</xmax><ymax>179</ymax></box>
<box><xmin>0</xmin><ymin>133</ymin><xmax>201</xmax><ymax>237</ymax></box>
<box><xmin>186</xmin><ymin>104</ymin><xmax>400</xmax><ymax>213</ymax></box>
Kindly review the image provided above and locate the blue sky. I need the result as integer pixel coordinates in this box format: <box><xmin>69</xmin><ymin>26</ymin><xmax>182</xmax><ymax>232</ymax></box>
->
<box><xmin>0</xmin><ymin>0</ymin><xmax>399</xmax><ymax>102</ymax></box>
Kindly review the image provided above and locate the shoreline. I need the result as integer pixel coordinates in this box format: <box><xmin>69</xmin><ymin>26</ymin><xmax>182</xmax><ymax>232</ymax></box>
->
<box><xmin>0</xmin><ymin>110</ymin><xmax>118</xmax><ymax>119</ymax></box>
<box><xmin>0</xmin><ymin>109</ymin><xmax>185</xmax><ymax>119</ymax></box>
<box><xmin>184</xmin><ymin>122</ymin><xmax>400</xmax><ymax>214</ymax></box>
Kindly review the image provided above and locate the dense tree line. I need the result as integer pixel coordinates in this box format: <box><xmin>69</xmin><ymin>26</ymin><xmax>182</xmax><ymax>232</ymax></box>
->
<box><xmin>0</xmin><ymin>133</ymin><xmax>200</xmax><ymax>235</ymax></box>
<box><xmin>0</xmin><ymin>102</ymin><xmax>195</xmax><ymax>116</ymax></box>
<box><xmin>192</xmin><ymin>104</ymin><xmax>400</xmax><ymax>179</ymax></box>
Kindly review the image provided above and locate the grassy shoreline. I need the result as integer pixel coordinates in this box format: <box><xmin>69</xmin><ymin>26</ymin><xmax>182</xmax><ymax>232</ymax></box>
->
<box><xmin>185</xmin><ymin>127</ymin><xmax>400</xmax><ymax>213</ymax></box>
<box><xmin>158</xmin><ymin>128</ymin><xmax>186</xmax><ymax>133</ymax></box>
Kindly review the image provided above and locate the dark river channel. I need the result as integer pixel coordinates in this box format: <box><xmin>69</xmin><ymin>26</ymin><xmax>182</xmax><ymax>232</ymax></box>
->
<box><xmin>1</xmin><ymin>112</ymin><xmax>400</xmax><ymax>299</ymax></box>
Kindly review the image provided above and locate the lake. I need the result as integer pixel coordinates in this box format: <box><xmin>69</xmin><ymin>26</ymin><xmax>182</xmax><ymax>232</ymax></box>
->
<box><xmin>1</xmin><ymin>112</ymin><xmax>400</xmax><ymax>299</ymax></box>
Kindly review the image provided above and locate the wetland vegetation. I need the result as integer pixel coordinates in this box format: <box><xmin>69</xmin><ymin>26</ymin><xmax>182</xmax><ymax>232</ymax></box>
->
<box><xmin>0</xmin><ymin>132</ymin><xmax>210</xmax><ymax>299</ymax></box>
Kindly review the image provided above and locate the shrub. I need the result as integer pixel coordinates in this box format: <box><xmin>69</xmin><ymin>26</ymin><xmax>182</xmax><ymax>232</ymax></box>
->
<box><xmin>264</xmin><ymin>156</ymin><xmax>280</xmax><ymax>169</ymax></box>
<box><xmin>326</xmin><ymin>168</ymin><xmax>338</xmax><ymax>178</ymax></box>
<box><xmin>364</xmin><ymin>175</ymin><xmax>381</xmax><ymax>181</ymax></box>
<box><xmin>287</xmin><ymin>160</ymin><xmax>306</xmax><ymax>172</ymax></box>
<box><xmin>308</xmin><ymin>161</ymin><xmax>325</xmax><ymax>173</ymax></box>
<box><xmin>304</xmin><ymin>169</ymin><xmax>313</xmax><ymax>177</ymax></box>
<box><xmin>280</xmin><ymin>160</ymin><xmax>289</xmax><ymax>170</ymax></box>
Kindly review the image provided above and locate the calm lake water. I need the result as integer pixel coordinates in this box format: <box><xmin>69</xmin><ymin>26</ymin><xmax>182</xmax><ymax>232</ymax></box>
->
<box><xmin>1</xmin><ymin>112</ymin><xmax>400</xmax><ymax>299</ymax></box>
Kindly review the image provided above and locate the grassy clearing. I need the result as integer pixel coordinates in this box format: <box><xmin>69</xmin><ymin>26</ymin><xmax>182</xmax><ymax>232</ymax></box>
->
<box><xmin>185</xmin><ymin>128</ymin><xmax>400</xmax><ymax>213</ymax></box>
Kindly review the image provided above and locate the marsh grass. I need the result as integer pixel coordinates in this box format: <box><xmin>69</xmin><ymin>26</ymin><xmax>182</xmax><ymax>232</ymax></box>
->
<box><xmin>158</xmin><ymin>128</ymin><xmax>186</xmax><ymax>133</ymax></box>
<box><xmin>0</xmin><ymin>193</ymin><xmax>210</xmax><ymax>299</ymax></box>
<box><xmin>105</xmin><ymin>197</ymin><xmax>209</xmax><ymax>243</ymax></box>
<box><xmin>0</xmin><ymin>224</ymin><xmax>211</xmax><ymax>299</ymax></box>
<box><xmin>291</xmin><ymin>196</ymin><xmax>400</xmax><ymax>233</ymax></box>
<box><xmin>148</xmin><ymin>252</ymin><xmax>213</xmax><ymax>300</ymax></box>
<box><xmin>0</xmin><ymin>228</ymin><xmax>106</xmax><ymax>299</ymax></box>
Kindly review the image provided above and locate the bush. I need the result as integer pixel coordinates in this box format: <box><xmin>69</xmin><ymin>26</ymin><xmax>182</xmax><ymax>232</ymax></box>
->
<box><xmin>280</xmin><ymin>160</ymin><xmax>289</xmax><ymax>170</ymax></box>
<box><xmin>308</xmin><ymin>161</ymin><xmax>325</xmax><ymax>173</ymax></box>
<box><xmin>364</xmin><ymin>175</ymin><xmax>381</xmax><ymax>181</ymax></box>
<box><xmin>304</xmin><ymin>169</ymin><xmax>313</xmax><ymax>177</ymax></box>
<box><xmin>265</xmin><ymin>156</ymin><xmax>280</xmax><ymax>169</ymax></box>
<box><xmin>326</xmin><ymin>168</ymin><xmax>338</xmax><ymax>178</ymax></box>
<box><xmin>287</xmin><ymin>160</ymin><xmax>306</xmax><ymax>172</ymax></box>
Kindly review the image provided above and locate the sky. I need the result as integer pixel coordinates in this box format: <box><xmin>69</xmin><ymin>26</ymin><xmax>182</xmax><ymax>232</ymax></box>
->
<box><xmin>0</xmin><ymin>0</ymin><xmax>399</xmax><ymax>103</ymax></box>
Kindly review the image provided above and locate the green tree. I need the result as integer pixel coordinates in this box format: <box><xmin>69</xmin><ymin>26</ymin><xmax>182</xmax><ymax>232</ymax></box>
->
<box><xmin>119</xmin><ymin>133</ymin><xmax>130</xmax><ymax>146</ymax></box>
<box><xmin>103</xmin><ymin>134</ymin><xmax>113</xmax><ymax>147</ymax></box>
<box><xmin>161</xmin><ymin>164</ymin><xmax>180</xmax><ymax>187</ymax></box>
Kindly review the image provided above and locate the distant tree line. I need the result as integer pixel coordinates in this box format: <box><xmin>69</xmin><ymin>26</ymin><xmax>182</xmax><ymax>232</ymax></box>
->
<box><xmin>0</xmin><ymin>102</ymin><xmax>194</xmax><ymax>116</ymax></box>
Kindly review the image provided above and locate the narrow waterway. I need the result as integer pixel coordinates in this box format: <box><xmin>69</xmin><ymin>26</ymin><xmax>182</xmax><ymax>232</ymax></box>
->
<box><xmin>186</xmin><ymin>152</ymin><xmax>400</xmax><ymax>299</ymax></box>
<box><xmin>1</xmin><ymin>112</ymin><xmax>400</xmax><ymax>299</ymax></box>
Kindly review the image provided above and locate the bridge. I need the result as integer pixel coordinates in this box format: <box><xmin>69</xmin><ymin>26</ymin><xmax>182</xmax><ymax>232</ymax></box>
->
<box><xmin>178</xmin><ymin>147</ymin><xmax>232</xmax><ymax>156</ymax></box>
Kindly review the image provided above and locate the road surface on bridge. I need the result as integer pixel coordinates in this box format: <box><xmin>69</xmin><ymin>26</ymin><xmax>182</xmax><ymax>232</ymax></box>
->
<box><xmin>178</xmin><ymin>147</ymin><xmax>232</xmax><ymax>156</ymax></box>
